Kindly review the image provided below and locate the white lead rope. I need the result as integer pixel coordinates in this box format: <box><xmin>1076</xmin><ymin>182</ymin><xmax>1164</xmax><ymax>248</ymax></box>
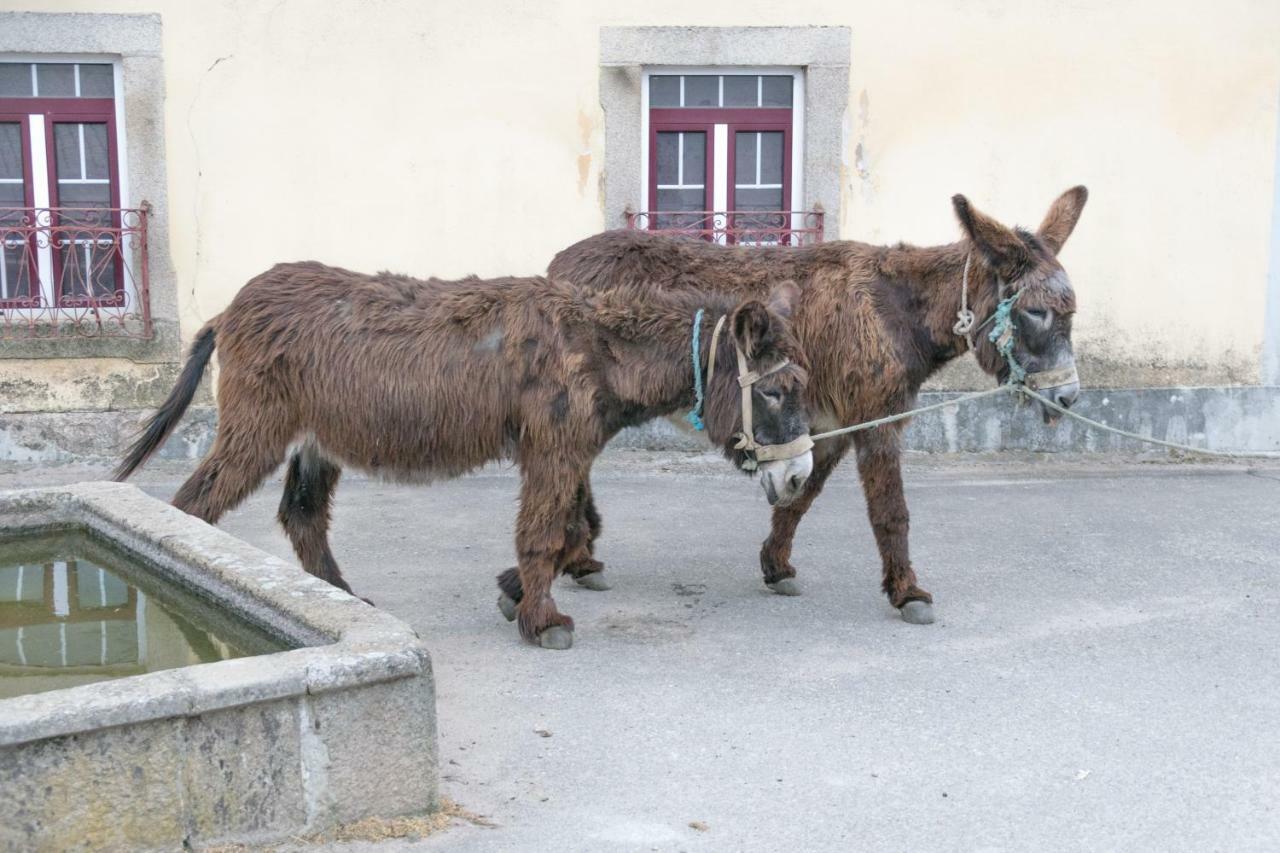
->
<box><xmin>808</xmin><ymin>383</ymin><xmax>1280</xmax><ymax>460</ymax></box>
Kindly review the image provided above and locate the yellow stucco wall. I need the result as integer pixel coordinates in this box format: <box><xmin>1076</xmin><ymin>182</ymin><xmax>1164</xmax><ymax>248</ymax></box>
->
<box><xmin>4</xmin><ymin>0</ymin><xmax>1280</xmax><ymax>403</ymax></box>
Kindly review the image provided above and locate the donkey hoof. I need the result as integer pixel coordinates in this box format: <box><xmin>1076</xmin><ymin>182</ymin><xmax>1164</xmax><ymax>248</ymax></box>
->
<box><xmin>900</xmin><ymin>600</ymin><xmax>935</xmax><ymax>624</ymax></box>
<box><xmin>767</xmin><ymin>578</ymin><xmax>802</xmax><ymax>596</ymax></box>
<box><xmin>537</xmin><ymin>626</ymin><xmax>574</xmax><ymax>650</ymax></box>
<box><xmin>497</xmin><ymin>593</ymin><xmax>518</xmax><ymax>622</ymax></box>
<box><xmin>575</xmin><ymin>571</ymin><xmax>613</xmax><ymax>591</ymax></box>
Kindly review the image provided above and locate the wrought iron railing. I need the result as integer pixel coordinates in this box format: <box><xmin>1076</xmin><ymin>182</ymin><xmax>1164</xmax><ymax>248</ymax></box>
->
<box><xmin>625</xmin><ymin>209</ymin><xmax>824</xmax><ymax>246</ymax></box>
<box><xmin>0</xmin><ymin>207</ymin><xmax>151</xmax><ymax>340</ymax></box>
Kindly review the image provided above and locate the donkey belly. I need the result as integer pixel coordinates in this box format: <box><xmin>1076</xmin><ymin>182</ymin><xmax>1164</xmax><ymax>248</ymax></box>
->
<box><xmin>301</xmin><ymin>374</ymin><xmax>513</xmax><ymax>482</ymax></box>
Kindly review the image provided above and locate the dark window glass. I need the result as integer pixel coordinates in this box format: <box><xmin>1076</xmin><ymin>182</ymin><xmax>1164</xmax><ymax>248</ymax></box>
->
<box><xmin>650</xmin><ymin>75</ymin><xmax>680</xmax><ymax>107</ymax></box>
<box><xmin>0</xmin><ymin>123</ymin><xmax>23</xmax><ymax>180</ymax></box>
<box><xmin>682</xmin><ymin>132</ymin><xmax>706</xmax><ymax>184</ymax></box>
<box><xmin>722</xmin><ymin>76</ymin><xmax>758</xmax><ymax>107</ymax></box>
<box><xmin>683</xmin><ymin>75</ymin><xmax>718</xmax><ymax>107</ymax></box>
<box><xmin>734</xmin><ymin>132</ymin><xmax>757</xmax><ymax>184</ymax></box>
<box><xmin>759</xmin><ymin>132</ymin><xmax>784</xmax><ymax>184</ymax></box>
<box><xmin>78</xmin><ymin>64</ymin><xmax>114</xmax><ymax>97</ymax></box>
<box><xmin>734</xmin><ymin>187</ymin><xmax>784</xmax><ymax>211</ymax></box>
<box><xmin>657</xmin><ymin>188</ymin><xmax>706</xmax><ymax>211</ymax></box>
<box><xmin>761</xmin><ymin>76</ymin><xmax>793</xmax><ymax>107</ymax></box>
<box><xmin>656</xmin><ymin>132</ymin><xmax>679</xmax><ymax>185</ymax></box>
<box><xmin>35</xmin><ymin>64</ymin><xmax>75</xmax><ymax>97</ymax></box>
<box><xmin>0</xmin><ymin>64</ymin><xmax>31</xmax><ymax>97</ymax></box>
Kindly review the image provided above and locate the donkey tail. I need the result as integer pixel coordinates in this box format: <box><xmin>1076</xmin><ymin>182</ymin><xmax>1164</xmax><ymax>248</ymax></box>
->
<box><xmin>113</xmin><ymin>323</ymin><xmax>217</xmax><ymax>481</ymax></box>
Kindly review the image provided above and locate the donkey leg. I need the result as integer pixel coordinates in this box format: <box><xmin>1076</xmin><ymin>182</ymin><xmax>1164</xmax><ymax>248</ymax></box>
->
<box><xmin>566</xmin><ymin>477</ymin><xmax>610</xmax><ymax>590</ymax></box>
<box><xmin>852</xmin><ymin>429</ymin><xmax>934</xmax><ymax>624</ymax></box>
<box><xmin>277</xmin><ymin>441</ymin><xmax>356</xmax><ymax>594</ymax></box>
<box><xmin>759</xmin><ymin>435</ymin><xmax>854</xmax><ymax>596</ymax></box>
<box><xmin>496</xmin><ymin>476</ymin><xmax>605</xmax><ymax>620</ymax></box>
<box><xmin>512</xmin><ymin>459</ymin><xmax>584</xmax><ymax>649</ymax></box>
<box><xmin>172</xmin><ymin>408</ymin><xmax>293</xmax><ymax>526</ymax></box>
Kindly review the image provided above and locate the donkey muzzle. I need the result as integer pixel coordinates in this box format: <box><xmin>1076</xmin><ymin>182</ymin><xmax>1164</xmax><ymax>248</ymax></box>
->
<box><xmin>1026</xmin><ymin>361</ymin><xmax>1080</xmax><ymax>425</ymax></box>
<box><xmin>759</xmin><ymin>450</ymin><xmax>814</xmax><ymax>507</ymax></box>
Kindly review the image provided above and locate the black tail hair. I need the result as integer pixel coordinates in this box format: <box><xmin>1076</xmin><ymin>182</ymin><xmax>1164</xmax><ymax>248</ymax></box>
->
<box><xmin>113</xmin><ymin>324</ymin><xmax>217</xmax><ymax>481</ymax></box>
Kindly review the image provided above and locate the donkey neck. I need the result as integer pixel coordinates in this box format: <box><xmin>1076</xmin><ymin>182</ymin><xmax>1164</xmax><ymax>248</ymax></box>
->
<box><xmin>588</xmin><ymin>292</ymin><xmax>738</xmax><ymax>435</ymax></box>
<box><xmin>878</xmin><ymin>240</ymin><xmax>1001</xmax><ymax>386</ymax></box>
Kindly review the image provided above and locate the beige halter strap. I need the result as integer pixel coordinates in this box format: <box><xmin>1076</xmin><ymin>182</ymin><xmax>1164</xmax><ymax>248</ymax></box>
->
<box><xmin>731</xmin><ymin>342</ymin><xmax>815</xmax><ymax>470</ymax></box>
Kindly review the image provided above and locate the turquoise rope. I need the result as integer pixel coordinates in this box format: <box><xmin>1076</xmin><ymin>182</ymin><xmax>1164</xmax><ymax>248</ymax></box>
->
<box><xmin>686</xmin><ymin>308</ymin><xmax>707</xmax><ymax>431</ymax></box>
<box><xmin>987</xmin><ymin>291</ymin><xmax>1026</xmax><ymax>384</ymax></box>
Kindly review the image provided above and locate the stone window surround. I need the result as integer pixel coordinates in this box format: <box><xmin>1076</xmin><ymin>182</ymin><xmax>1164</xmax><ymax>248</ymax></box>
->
<box><xmin>599</xmin><ymin>26</ymin><xmax>850</xmax><ymax>240</ymax></box>
<box><xmin>0</xmin><ymin>12</ymin><xmax>177</xmax><ymax>362</ymax></box>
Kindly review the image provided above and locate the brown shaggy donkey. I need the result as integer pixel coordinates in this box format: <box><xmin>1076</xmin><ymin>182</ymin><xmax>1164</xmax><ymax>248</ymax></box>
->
<box><xmin>544</xmin><ymin>188</ymin><xmax>1088</xmax><ymax>624</ymax></box>
<box><xmin>114</xmin><ymin>264</ymin><xmax>814</xmax><ymax>648</ymax></box>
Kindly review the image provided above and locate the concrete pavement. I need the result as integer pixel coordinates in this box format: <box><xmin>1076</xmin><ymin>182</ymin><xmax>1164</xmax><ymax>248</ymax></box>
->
<box><xmin>2</xmin><ymin>453</ymin><xmax>1278</xmax><ymax>852</ymax></box>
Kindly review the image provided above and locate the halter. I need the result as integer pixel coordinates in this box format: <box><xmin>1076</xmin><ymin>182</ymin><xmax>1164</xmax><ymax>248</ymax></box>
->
<box><xmin>954</xmin><ymin>252</ymin><xmax>1079</xmax><ymax>392</ymax></box>
<box><xmin>687</xmin><ymin>311</ymin><xmax>815</xmax><ymax>471</ymax></box>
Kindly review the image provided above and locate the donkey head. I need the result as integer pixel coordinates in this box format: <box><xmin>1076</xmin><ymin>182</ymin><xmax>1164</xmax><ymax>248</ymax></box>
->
<box><xmin>953</xmin><ymin>186</ymin><xmax>1088</xmax><ymax>424</ymax></box>
<box><xmin>704</xmin><ymin>281</ymin><xmax>813</xmax><ymax>506</ymax></box>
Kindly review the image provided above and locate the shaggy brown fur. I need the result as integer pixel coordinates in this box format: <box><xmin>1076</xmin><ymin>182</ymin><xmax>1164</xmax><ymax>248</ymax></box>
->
<box><xmin>114</xmin><ymin>264</ymin><xmax>811</xmax><ymax>647</ymax></box>
<box><xmin>547</xmin><ymin>188</ymin><xmax>1088</xmax><ymax>615</ymax></box>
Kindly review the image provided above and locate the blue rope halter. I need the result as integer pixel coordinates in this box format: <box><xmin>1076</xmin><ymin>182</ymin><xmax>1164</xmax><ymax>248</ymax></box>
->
<box><xmin>986</xmin><ymin>290</ymin><xmax>1026</xmax><ymax>384</ymax></box>
<box><xmin>686</xmin><ymin>308</ymin><xmax>707</xmax><ymax>430</ymax></box>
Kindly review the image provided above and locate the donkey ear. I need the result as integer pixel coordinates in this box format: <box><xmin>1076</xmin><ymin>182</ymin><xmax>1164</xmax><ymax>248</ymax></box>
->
<box><xmin>952</xmin><ymin>194</ymin><xmax>1030</xmax><ymax>280</ymax></box>
<box><xmin>765</xmin><ymin>280</ymin><xmax>801</xmax><ymax>319</ymax></box>
<box><xmin>1037</xmin><ymin>185</ymin><xmax>1088</xmax><ymax>255</ymax></box>
<box><xmin>731</xmin><ymin>300</ymin><xmax>776</xmax><ymax>359</ymax></box>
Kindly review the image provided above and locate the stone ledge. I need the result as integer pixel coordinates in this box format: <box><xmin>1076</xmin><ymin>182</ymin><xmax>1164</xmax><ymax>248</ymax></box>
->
<box><xmin>600</xmin><ymin>26</ymin><xmax>851</xmax><ymax>67</ymax></box>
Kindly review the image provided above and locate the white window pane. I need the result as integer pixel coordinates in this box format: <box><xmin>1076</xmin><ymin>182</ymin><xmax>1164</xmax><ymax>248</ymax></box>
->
<box><xmin>650</xmin><ymin>75</ymin><xmax>680</xmax><ymax>107</ymax></box>
<box><xmin>36</xmin><ymin>64</ymin><xmax>75</xmax><ymax>97</ymax></box>
<box><xmin>734</xmin><ymin>132</ymin><xmax>757</xmax><ymax>184</ymax></box>
<box><xmin>682</xmin><ymin>132</ymin><xmax>706</xmax><ymax>184</ymax></box>
<box><xmin>0</xmin><ymin>64</ymin><xmax>31</xmax><ymax>97</ymax></box>
<box><xmin>683</xmin><ymin>75</ymin><xmax>718</xmax><ymax>107</ymax></box>
<box><xmin>761</xmin><ymin>76</ymin><xmax>793</xmax><ymax>107</ymax></box>
<box><xmin>722</xmin><ymin>76</ymin><xmax>758</xmax><ymax>107</ymax></box>
<box><xmin>0</xmin><ymin>123</ymin><xmax>23</xmax><ymax>180</ymax></box>
<box><xmin>760</xmin><ymin>132</ymin><xmax>784</xmax><ymax>184</ymax></box>
<box><xmin>79</xmin><ymin>64</ymin><xmax>114</xmax><ymax>98</ymax></box>
<box><xmin>656</xmin><ymin>132</ymin><xmax>680</xmax><ymax>185</ymax></box>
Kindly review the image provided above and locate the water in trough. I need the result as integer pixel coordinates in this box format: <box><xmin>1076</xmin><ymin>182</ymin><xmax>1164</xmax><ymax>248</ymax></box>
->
<box><xmin>0</xmin><ymin>528</ymin><xmax>285</xmax><ymax>699</ymax></box>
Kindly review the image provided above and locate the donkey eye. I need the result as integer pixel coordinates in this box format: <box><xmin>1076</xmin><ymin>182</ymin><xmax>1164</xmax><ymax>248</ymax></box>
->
<box><xmin>760</xmin><ymin>389</ymin><xmax>783</xmax><ymax>403</ymax></box>
<box><xmin>1022</xmin><ymin>308</ymin><xmax>1052</xmax><ymax>325</ymax></box>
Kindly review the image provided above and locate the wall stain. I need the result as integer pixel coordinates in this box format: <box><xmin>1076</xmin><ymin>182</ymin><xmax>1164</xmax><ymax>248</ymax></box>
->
<box><xmin>576</xmin><ymin>110</ymin><xmax>593</xmax><ymax>196</ymax></box>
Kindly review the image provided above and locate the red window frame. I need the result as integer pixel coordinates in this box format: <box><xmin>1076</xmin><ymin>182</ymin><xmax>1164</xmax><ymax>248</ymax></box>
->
<box><xmin>647</xmin><ymin>112</ymin><xmax>716</xmax><ymax>216</ymax></box>
<box><xmin>648</xmin><ymin>107</ymin><xmax>793</xmax><ymax>243</ymax></box>
<box><xmin>0</xmin><ymin>110</ymin><xmax>39</xmax><ymax>308</ymax></box>
<box><xmin>0</xmin><ymin>94</ymin><xmax>123</xmax><ymax>308</ymax></box>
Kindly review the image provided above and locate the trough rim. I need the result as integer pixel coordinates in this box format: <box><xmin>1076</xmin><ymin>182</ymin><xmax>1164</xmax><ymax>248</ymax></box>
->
<box><xmin>0</xmin><ymin>481</ymin><xmax>430</xmax><ymax>748</ymax></box>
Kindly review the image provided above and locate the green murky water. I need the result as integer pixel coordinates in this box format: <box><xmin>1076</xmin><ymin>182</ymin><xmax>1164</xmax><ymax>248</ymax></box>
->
<box><xmin>0</xmin><ymin>529</ymin><xmax>287</xmax><ymax>700</ymax></box>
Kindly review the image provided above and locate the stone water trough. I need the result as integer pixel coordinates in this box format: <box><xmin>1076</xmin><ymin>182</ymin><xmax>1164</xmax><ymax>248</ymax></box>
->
<box><xmin>0</xmin><ymin>482</ymin><xmax>437</xmax><ymax>851</ymax></box>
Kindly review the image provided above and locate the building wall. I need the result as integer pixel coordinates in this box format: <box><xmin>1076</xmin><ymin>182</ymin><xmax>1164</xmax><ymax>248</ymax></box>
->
<box><xmin>1</xmin><ymin>1</ymin><xmax>1279</xmax><ymax>449</ymax></box>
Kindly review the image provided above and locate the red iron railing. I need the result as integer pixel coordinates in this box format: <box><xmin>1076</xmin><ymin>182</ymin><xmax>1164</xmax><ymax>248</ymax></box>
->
<box><xmin>0</xmin><ymin>207</ymin><xmax>151</xmax><ymax>340</ymax></box>
<box><xmin>625</xmin><ymin>209</ymin><xmax>824</xmax><ymax>246</ymax></box>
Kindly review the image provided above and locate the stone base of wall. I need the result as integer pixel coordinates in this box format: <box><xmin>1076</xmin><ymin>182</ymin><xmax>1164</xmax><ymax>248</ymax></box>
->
<box><xmin>3</xmin><ymin>386</ymin><xmax>1278</xmax><ymax>464</ymax></box>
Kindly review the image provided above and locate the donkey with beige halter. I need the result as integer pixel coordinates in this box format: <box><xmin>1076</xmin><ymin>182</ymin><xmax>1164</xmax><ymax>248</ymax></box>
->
<box><xmin>115</xmin><ymin>263</ymin><xmax>814</xmax><ymax>649</ymax></box>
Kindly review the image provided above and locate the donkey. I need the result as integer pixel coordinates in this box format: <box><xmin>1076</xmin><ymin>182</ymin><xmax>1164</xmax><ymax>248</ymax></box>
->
<box><xmin>114</xmin><ymin>263</ymin><xmax>814</xmax><ymax>648</ymax></box>
<box><xmin>540</xmin><ymin>188</ymin><xmax>1088</xmax><ymax>624</ymax></box>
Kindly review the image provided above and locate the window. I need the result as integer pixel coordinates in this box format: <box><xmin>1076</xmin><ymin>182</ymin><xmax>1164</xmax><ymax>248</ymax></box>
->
<box><xmin>0</xmin><ymin>59</ymin><xmax>135</xmax><ymax>317</ymax></box>
<box><xmin>636</xmin><ymin>69</ymin><xmax>820</xmax><ymax>245</ymax></box>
